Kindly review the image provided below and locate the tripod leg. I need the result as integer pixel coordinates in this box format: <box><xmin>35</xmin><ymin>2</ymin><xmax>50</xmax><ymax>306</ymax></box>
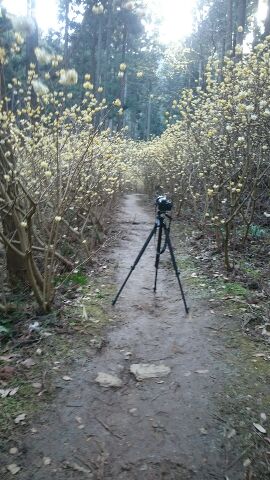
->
<box><xmin>154</xmin><ymin>222</ymin><xmax>163</xmax><ymax>292</ymax></box>
<box><xmin>112</xmin><ymin>224</ymin><xmax>157</xmax><ymax>306</ymax></box>
<box><xmin>163</xmin><ymin>225</ymin><xmax>189</xmax><ymax>314</ymax></box>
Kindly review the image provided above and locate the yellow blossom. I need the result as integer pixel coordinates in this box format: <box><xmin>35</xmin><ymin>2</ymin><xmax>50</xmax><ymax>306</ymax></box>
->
<box><xmin>113</xmin><ymin>98</ymin><xmax>122</xmax><ymax>107</ymax></box>
<box><xmin>59</xmin><ymin>69</ymin><xmax>78</xmax><ymax>86</ymax></box>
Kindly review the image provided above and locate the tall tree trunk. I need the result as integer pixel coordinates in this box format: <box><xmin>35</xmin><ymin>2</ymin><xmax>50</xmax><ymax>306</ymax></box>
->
<box><xmin>104</xmin><ymin>1</ymin><xmax>113</xmax><ymax>96</ymax></box>
<box><xmin>264</xmin><ymin>0</ymin><xmax>270</xmax><ymax>37</ymax></box>
<box><xmin>26</xmin><ymin>0</ymin><xmax>38</xmax><ymax>106</ymax></box>
<box><xmin>252</xmin><ymin>0</ymin><xmax>260</xmax><ymax>46</ymax></box>
<box><xmin>146</xmin><ymin>91</ymin><xmax>152</xmax><ymax>140</ymax></box>
<box><xmin>118</xmin><ymin>24</ymin><xmax>127</xmax><ymax>131</ymax></box>
<box><xmin>64</xmin><ymin>0</ymin><xmax>70</xmax><ymax>68</ymax></box>
<box><xmin>95</xmin><ymin>16</ymin><xmax>102</xmax><ymax>88</ymax></box>
<box><xmin>225</xmin><ymin>0</ymin><xmax>233</xmax><ymax>53</ymax></box>
<box><xmin>26</xmin><ymin>0</ymin><xmax>38</xmax><ymax>69</ymax></box>
<box><xmin>236</xmin><ymin>0</ymin><xmax>247</xmax><ymax>46</ymax></box>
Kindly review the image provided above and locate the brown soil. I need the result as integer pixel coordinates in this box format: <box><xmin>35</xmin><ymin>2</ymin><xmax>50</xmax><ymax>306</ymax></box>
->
<box><xmin>0</xmin><ymin>194</ymin><xmax>267</xmax><ymax>479</ymax></box>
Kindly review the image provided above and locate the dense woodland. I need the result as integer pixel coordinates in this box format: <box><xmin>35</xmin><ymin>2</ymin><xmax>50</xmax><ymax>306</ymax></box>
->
<box><xmin>0</xmin><ymin>0</ymin><xmax>270</xmax><ymax>316</ymax></box>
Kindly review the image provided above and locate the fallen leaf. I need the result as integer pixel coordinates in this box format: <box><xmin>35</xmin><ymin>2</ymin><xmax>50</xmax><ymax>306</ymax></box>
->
<box><xmin>227</xmin><ymin>428</ymin><xmax>236</xmax><ymax>439</ymax></box>
<box><xmin>28</xmin><ymin>321</ymin><xmax>40</xmax><ymax>332</ymax></box>
<box><xmin>7</xmin><ymin>464</ymin><xmax>21</xmax><ymax>475</ymax></box>
<box><xmin>82</xmin><ymin>305</ymin><xmax>88</xmax><ymax>321</ymax></box>
<box><xmin>199</xmin><ymin>427</ymin><xmax>208</xmax><ymax>435</ymax></box>
<box><xmin>32</xmin><ymin>382</ymin><xmax>42</xmax><ymax>389</ymax></box>
<box><xmin>260</xmin><ymin>413</ymin><xmax>267</xmax><ymax>422</ymax></box>
<box><xmin>64</xmin><ymin>462</ymin><xmax>90</xmax><ymax>474</ymax></box>
<box><xmin>62</xmin><ymin>376</ymin><xmax>72</xmax><ymax>381</ymax></box>
<box><xmin>0</xmin><ymin>366</ymin><xmax>15</xmax><ymax>380</ymax></box>
<box><xmin>14</xmin><ymin>413</ymin><xmax>26</xmax><ymax>424</ymax></box>
<box><xmin>9</xmin><ymin>387</ymin><xmax>19</xmax><ymax>396</ymax></box>
<box><xmin>21</xmin><ymin>358</ymin><xmax>36</xmax><ymax>368</ymax></box>
<box><xmin>9</xmin><ymin>448</ymin><xmax>18</xmax><ymax>455</ymax></box>
<box><xmin>253</xmin><ymin>423</ymin><xmax>266</xmax><ymax>434</ymax></box>
<box><xmin>0</xmin><ymin>354</ymin><xmax>18</xmax><ymax>362</ymax></box>
<box><xmin>0</xmin><ymin>387</ymin><xmax>19</xmax><ymax>398</ymax></box>
<box><xmin>0</xmin><ymin>389</ymin><xmax>12</xmax><ymax>398</ymax></box>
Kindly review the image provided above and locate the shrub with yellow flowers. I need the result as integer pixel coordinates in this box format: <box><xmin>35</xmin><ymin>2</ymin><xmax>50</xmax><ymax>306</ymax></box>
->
<box><xmin>0</xmin><ymin>28</ymin><xmax>131</xmax><ymax>312</ymax></box>
<box><xmin>133</xmin><ymin>39</ymin><xmax>270</xmax><ymax>270</ymax></box>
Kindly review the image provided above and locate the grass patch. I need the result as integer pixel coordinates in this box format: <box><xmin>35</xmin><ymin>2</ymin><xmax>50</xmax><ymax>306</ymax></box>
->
<box><xmin>219</xmin><ymin>331</ymin><xmax>270</xmax><ymax>477</ymax></box>
<box><xmin>55</xmin><ymin>271</ymin><xmax>89</xmax><ymax>286</ymax></box>
<box><xmin>216</xmin><ymin>281</ymin><xmax>248</xmax><ymax>298</ymax></box>
<box><xmin>238</xmin><ymin>260</ymin><xmax>261</xmax><ymax>280</ymax></box>
<box><xmin>0</xmin><ymin>382</ymin><xmax>40</xmax><ymax>435</ymax></box>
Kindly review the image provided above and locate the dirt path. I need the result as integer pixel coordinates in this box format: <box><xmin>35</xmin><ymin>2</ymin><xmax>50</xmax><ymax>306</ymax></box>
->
<box><xmin>2</xmin><ymin>194</ymin><xmax>252</xmax><ymax>479</ymax></box>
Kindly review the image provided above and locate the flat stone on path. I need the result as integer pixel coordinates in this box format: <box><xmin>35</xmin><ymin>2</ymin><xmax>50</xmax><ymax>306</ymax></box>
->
<box><xmin>95</xmin><ymin>372</ymin><xmax>123</xmax><ymax>387</ymax></box>
<box><xmin>130</xmin><ymin>363</ymin><xmax>171</xmax><ymax>380</ymax></box>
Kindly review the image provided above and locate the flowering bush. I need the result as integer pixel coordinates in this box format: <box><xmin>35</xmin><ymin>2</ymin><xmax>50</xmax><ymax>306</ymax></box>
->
<box><xmin>0</xmin><ymin>30</ymin><xmax>130</xmax><ymax>312</ymax></box>
<box><xmin>134</xmin><ymin>39</ymin><xmax>270</xmax><ymax>269</ymax></box>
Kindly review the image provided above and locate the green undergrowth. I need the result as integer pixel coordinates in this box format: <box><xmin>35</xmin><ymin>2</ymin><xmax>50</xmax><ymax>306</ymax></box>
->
<box><xmin>178</xmin><ymin>255</ymin><xmax>249</xmax><ymax>306</ymax></box>
<box><xmin>0</xmin><ymin>379</ymin><xmax>42</xmax><ymax>437</ymax></box>
<box><xmin>219</xmin><ymin>333</ymin><xmax>270</xmax><ymax>477</ymax></box>
<box><xmin>54</xmin><ymin>271</ymin><xmax>89</xmax><ymax>286</ymax></box>
<box><xmin>173</xmin><ymin>225</ymin><xmax>260</xmax><ymax>312</ymax></box>
<box><xmin>173</xmin><ymin>224</ymin><xmax>270</xmax><ymax>477</ymax></box>
<box><xmin>0</xmin><ymin>290</ymin><xmax>32</xmax><ymax>340</ymax></box>
<box><xmin>0</xmin><ymin>268</ymin><xmax>117</xmax><ymax>441</ymax></box>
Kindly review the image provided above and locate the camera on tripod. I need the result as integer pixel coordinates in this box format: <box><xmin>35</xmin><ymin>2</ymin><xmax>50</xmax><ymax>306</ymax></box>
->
<box><xmin>155</xmin><ymin>195</ymin><xmax>173</xmax><ymax>213</ymax></box>
<box><xmin>112</xmin><ymin>193</ymin><xmax>189</xmax><ymax>314</ymax></box>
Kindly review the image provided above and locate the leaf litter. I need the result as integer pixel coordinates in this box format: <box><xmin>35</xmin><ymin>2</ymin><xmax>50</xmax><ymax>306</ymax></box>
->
<box><xmin>14</xmin><ymin>413</ymin><xmax>26</xmax><ymax>424</ymax></box>
<box><xmin>7</xmin><ymin>464</ymin><xmax>21</xmax><ymax>475</ymax></box>
<box><xmin>253</xmin><ymin>423</ymin><xmax>267</xmax><ymax>434</ymax></box>
<box><xmin>0</xmin><ymin>387</ymin><xmax>19</xmax><ymax>398</ymax></box>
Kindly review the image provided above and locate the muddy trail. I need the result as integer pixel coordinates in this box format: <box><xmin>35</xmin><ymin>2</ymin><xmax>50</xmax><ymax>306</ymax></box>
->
<box><xmin>1</xmin><ymin>194</ymin><xmax>264</xmax><ymax>479</ymax></box>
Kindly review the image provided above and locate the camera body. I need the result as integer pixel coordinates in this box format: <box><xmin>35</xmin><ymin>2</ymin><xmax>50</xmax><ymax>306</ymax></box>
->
<box><xmin>155</xmin><ymin>195</ymin><xmax>173</xmax><ymax>213</ymax></box>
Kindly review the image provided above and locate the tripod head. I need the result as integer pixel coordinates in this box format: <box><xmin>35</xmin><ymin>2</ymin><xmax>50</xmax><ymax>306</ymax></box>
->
<box><xmin>155</xmin><ymin>195</ymin><xmax>173</xmax><ymax>215</ymax></box>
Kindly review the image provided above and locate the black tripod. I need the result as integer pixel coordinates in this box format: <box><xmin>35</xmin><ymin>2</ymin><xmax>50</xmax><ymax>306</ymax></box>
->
<box><xmin>112</xmin><ymin>209</ymin><xmax>189</xmax><ymax>314</ymax></box>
